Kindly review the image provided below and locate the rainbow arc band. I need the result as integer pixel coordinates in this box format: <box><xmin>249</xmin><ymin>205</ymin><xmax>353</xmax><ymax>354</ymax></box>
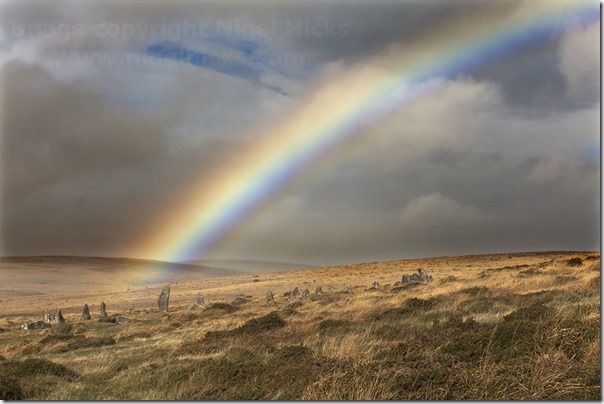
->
<box><xmin>129</xmin><ymin>1</ymin><xmax>598</xmax><ymax>281</ymax></box>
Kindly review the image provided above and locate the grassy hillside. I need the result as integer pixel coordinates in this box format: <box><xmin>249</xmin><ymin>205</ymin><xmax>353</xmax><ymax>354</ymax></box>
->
<box><xmin>0</xmin><ymin>252</ymin><xmax>599</xmax><ymax>400</ymax></box>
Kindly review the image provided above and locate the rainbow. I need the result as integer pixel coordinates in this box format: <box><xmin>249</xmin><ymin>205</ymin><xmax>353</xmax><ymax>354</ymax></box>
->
<box><xmin>129</xmin><ymin>1</ymin><xmax>598</xmax><ymax>275</ymax></box>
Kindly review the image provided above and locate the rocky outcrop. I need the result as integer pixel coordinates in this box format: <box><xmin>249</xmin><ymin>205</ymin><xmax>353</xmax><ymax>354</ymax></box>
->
<box><xmin>55</xmin><ymin>310</ymin><xmax>66</xmax><ymax>323</ymax></box>
<box><xmin>43</xmin><ymin>309</ymin><xmax>65</xmax><ymax>323</ymax></box>
<box><xmin>284</xmin><ymin>287</ymin><xmax>301</xmax><ymax>302</ymax></box>
<box><xmin>401</xmin><ymin>268</ymin><xmax>433</xmax><ymax>284</ymax></box>
<box><xmin>115</xmin><ymin>316</ymin><xmax>129</xmax><ymax>325</ymax></box>
<box><xmin>43</xmin><ymin>311</ymin><xmax>55</xmax><ymax>323</ymax></box>
<box><xmin>21</xmin><ymin>320</ymin><xmax>49</xmax><ymax>330</ymax></box>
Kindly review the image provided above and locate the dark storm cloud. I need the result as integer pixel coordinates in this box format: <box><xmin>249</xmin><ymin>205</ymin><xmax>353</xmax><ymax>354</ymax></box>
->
<box><xmin>0</xmin><ymin>60</ymin><xmax>273</xmax><ymax>255</ymax></box>
<box><xmin>1</xmin><ymin>61</ymin><xmax>169</xmax><ymax>196</ymax></box>
<box><xmin>1</xmin><ymin>60</ymin><xmax>169</xmax><ymax>253</ymax></box>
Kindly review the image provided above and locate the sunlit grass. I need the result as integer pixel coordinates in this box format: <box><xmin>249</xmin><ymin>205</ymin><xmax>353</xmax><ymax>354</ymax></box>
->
<box><xmin>0</xmin><ymin>252</ymin><xmax>599</xmax><ymax>400</ymax></box>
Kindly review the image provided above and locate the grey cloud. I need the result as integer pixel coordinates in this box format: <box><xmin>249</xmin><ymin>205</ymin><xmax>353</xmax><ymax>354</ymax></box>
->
<box><xmin>1</xmin><ymin>60</ymin><xmax>171</xmax><ymax>254</ymax></box>
<box><xmin>558</xmin><ymin>23</ymin><xmax>599</xmax><ymax>106</ymax></box>
<box><xmin>1</xmin><ymin>0</ymin><xmax>575</xmax><ymax>106</ymax></box>
<box><xmin>1</xmin><ymin>61</ymin><xmax>170</xmax><ymax>196</ymax></box>
<box><xmin>218</xmin><ymin>74</ymin><xmax>598</xmax><ymax>264</ymax></box>
<box><xmin>224</xmin><ymin>147</ymin><xmax>598</xmax><ymax>264</ymax></box>
<box><xmin>472</xmin><ymin>38</ymin><xmax>567</xmax><ymax>109</ymax></box>
<box><xmin>1</xmin><ymin>1</ymin><xmax>521</xmax><ymax>67</ymax></box>
<box><xmin>0</xmin><ymin>61</ymin><xmax>276</xmax><ymax>256</ymax></box>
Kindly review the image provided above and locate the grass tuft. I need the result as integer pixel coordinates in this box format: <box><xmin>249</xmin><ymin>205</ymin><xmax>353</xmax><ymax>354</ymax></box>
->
<box><xmin>567</xmin><ymin>257</ymin><xmax>583</xmax><ymax>267</ymax></box>
<box><xmin>0</xmin><ymin>358</ymin><xmax>78</xmax><ymax>380</ymax></box>
<box><xmin>0</xmin><ymin>374</ymin><xmax>23</xmax><ymax>400</ymax></box>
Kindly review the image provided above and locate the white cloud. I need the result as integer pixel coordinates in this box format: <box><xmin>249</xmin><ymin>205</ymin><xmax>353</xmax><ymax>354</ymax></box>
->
<box><xmin>358</xmin><ymin>78</ymin><xmax>504</xmax><ymax>168</ymax></box>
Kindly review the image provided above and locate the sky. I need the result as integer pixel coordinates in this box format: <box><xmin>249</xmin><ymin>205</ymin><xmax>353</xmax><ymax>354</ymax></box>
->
<box><xmin>0</xmin><ymin>0</ymin><xmax>600</xmax><ymax>265</ymax></box>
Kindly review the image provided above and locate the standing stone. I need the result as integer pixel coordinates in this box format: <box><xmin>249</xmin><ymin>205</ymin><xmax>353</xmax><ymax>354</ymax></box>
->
<box><xmin>81</xmin><ymin>304</ymin><xmax>91</xmax><ymax>321</ymax></box>
<box><xmin>100</xmin><ymin>302</ymin><xmax>107</xmax><ymax>318</ymax></box>
<box><xmin>343</xmin><ymin>285</ymin><xmax>352</xmax><ymax>293</ymax></box>
<box><xmin>417</xmin><ymin>268</ymin><xmax>432</xmax><ymax>282</ymax></box>
<box><xmin>266</xmin><ymin>291</ymin><xmax>275</xmax><ymax>304</ymax></box>
<box><xmin>286</xmin><ymin>287</ymin><xmax>300</xmax><ymax>302</ymax></box>
<box><xmin>371</xmin><ymin>281</ymin><xmax>380</xmax><ymax>289</ymax></box>
<box><xmin>158</xmin><ymin>285</ymin><xmax>170</xmax><ymax>312</ymax></box>
<box><xmin>302</xmin><ymin>288</ymin><xmax>310</xmax><ymax>299</ymax></box>
<box><xmin>56</xmin><ymin>310</ymin><xmax>65</xmax><ymax>323</ymax></box>
<box><xmin>315</xmin><ymin>287</ymin><xmax>323</xmax><ymax>296</ymax></box>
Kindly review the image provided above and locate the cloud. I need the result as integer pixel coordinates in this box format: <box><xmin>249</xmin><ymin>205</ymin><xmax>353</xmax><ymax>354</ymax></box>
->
<box><xmin>0</xmin><ymin>60</ymin><xmax>269</xmax><ymax>255</ymax></box>
<box><xmin>558</xmin><ymin>22</ymin><xmax>599</xmax><ymax>105</ymax></box>
<box><xmin>216</xmin><ymin>62</ymin><xmax>598</xmax><ymax>263</ymax></box>
<box><xmin>399</xmin><ymin>193</ymin><xmax>488</xmax><ymax>237</ymax></box>
<box><xmin>0</xmin><ymin>60</ymin><xmax>171</xmax><ymax>253</ymax></box>
<box><xmin>1</xmin><ymin>61</ymin><xmax>170</xmax><ymax>196</ymax></box>
<box><xmin>526</xmin><ymin>155</ymin><xmax>594</xmax><ymax>184</ymax></box>
<box><xmin>0</xmin><ymin>52</ymin><xmax>300</xmax><ymax>257</ymax></box>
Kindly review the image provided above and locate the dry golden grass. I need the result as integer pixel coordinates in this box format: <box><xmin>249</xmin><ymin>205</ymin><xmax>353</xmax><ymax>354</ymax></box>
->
<box><xmin>0</xmin><ymin>251</ymin><xmax>600</xmax><ymax>400</ymax></box>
